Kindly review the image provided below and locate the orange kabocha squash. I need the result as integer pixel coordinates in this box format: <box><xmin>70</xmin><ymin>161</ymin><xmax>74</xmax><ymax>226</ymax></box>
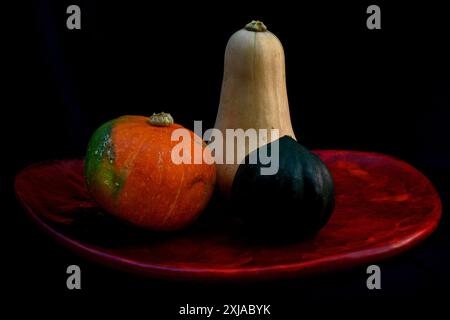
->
<box><xmin>84</xmin><ymin>113</ymin><xmax>216</xmax><ymax>231</ymax></box>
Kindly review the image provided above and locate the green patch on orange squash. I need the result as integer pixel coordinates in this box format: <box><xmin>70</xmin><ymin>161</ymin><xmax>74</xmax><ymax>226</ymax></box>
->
<box><xmin>85</xmin><ymin>118</ymin><xmax>126</xmax><ymax>199</ymax></box>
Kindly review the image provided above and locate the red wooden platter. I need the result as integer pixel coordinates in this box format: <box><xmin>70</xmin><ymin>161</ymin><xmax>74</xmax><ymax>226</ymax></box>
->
<box><xmin>14</xmin><ymin>151</ymin><xmax>441</xmax><ymax>281</ymax></box>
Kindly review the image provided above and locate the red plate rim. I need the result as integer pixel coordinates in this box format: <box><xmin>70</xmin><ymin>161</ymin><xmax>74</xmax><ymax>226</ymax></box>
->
<box><xmin>14</xmin><ymin>150</ymin><xmax>442</xmax><ymax>281</ymax></box>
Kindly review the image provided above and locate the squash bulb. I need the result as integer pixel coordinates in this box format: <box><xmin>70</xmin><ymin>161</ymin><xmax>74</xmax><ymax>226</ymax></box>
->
<box><xmin>231</xmin><ymin>136</ymin><xmax>335</xmax><ymax>240</ymax></box>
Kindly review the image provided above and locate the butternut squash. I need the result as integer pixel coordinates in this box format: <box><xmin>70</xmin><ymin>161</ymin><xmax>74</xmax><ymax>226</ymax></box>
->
<box><xmin>214</xmin><ymin>20</ymin><xmax>296</xmax><ymax>197</ymax></box>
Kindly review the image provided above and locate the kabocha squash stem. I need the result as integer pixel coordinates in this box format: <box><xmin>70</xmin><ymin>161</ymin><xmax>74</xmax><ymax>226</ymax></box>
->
<box><xmin>149</xmin><ymin>112</ymin><xmax>174</xmax><ymax>127</ymax></box>
<box><xmin>214</xmin><ymin>20</ymin><xmax>296</xmax><ymax>197</ymax></box>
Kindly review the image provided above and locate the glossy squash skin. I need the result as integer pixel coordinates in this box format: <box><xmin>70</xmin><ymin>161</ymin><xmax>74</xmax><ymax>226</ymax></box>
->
<box><xmin>231</xmin><ymin>136</ymin><xmax>335</xmax><ymax>239</ymax></box>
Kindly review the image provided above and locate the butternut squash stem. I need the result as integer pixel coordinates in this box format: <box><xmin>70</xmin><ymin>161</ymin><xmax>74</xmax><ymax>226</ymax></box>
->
<box><xmin>149</xmin><ymin>112</ymin><xmax>174</xmax><ymax>127</ymax></box>
<box><xmin>245</xmin><ymin>20</ymin><xmax>267</xmax><ymax>32</ymax></box>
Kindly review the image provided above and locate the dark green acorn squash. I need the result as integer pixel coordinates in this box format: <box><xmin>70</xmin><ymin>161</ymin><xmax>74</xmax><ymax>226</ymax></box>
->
<box><xmin>231</xmin><ymin>136</ymin><xmax>335</xmax><ymax>240</ymax></box>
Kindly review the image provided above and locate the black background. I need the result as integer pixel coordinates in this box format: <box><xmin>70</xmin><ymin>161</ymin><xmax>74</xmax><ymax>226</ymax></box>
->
<box><xmin>4</xmin><ymin>0</ymin><xmax>450</xmax><ymax>316</ymax></box>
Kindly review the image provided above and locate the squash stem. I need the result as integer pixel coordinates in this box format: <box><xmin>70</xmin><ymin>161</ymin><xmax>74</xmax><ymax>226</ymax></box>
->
<box><xmin>245</xmin><ymin>20</ymin><xmax>267</xmax><ymax>32</ymax></box>
<box><xmin>149</xmin><ymin>112</ymin><xmax>174</xmax><ymax>127</ymax></box>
